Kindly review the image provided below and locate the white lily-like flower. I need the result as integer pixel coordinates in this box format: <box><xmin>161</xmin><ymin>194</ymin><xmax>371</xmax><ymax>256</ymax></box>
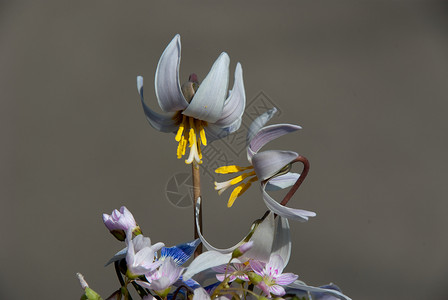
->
<box><xmin>214</xmin><ymin>108</ymin><xmax>317</xmax><ymax>221</ymax></box>
<box><xmin>138</xmin><ymin>34</ymin><xmax>245</xmax><ymax>164</ymax></box>
<box><xmin>125</xmin><ymin>230</ymin><xmax>165</xmax><ymax>277</ymax></box>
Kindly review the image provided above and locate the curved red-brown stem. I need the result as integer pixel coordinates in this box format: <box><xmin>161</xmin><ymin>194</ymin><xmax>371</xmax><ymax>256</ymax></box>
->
<box><xmin>280</xmin><ymin>155</ymin><xmax>309</xmax><ymax>206</ymax></box>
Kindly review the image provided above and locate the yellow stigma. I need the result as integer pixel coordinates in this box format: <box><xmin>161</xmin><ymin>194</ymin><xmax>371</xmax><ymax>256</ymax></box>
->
<box><xmin>175</xmin><ymin>115</ymin><xmax>207</xmax><ymax>165</ymax></box>
<box><xmin>214</xmin><ymin>166</ymin><xmax>258</xmax><ymax>207</ymax></box>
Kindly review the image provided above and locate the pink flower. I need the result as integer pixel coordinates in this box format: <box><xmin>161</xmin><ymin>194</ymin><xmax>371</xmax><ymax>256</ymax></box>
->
<box><xmin>250</xmin><ymin>254</ymin><xmax>298</xmax><ymax>297</ymax></box>
<box><xmin>213</xmin><ymin>263</ymin><xmax>252</xmax><ymax>282</ymax></box>
<box><xmin>126</xmin><ymin>232</ymin><xmax>164</xmax><ymax>277</ymax></box>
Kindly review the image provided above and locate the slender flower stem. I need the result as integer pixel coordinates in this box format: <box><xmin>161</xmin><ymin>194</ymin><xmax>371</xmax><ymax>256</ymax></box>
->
<box><xmin>114</xmin><ymin>261</ymin><xmax>125</xmax><ymax>287</ymax></box>
<box><xmin>192</xmin><ymin>161</ymin><xmax>202</xmax><ymax>257</ymax></box>
<box><xmin>280</xmin><ymin>155</ymin><xmax>310</xmax><ymax>206</ymax></box>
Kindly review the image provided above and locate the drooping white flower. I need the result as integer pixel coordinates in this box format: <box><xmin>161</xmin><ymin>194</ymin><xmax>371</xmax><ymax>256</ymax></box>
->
<box><xmin>214</xmin><ymin>108</ymin><xmax>316</xmax><ymax>221</ymax></box>
<box><xmin>138</xmin><ymin>34</ymin><xmax>245</xmax><ymax>164</ymax></box>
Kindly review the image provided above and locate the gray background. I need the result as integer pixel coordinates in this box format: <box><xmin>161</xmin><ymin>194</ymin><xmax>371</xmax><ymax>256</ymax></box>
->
<box><xmin>1</xmin><ymin>1</ymin><xmax>447</xmax><ymax>299</ymax></box>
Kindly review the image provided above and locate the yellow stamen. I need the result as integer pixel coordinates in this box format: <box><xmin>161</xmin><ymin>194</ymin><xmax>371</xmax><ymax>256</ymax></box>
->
<box><xmin>197</xmin><ymin>119</ymin><xmax>207</xmax><ymax>146</ymax></box>
<box><xmin>229</xmin><ymin>171</ymin><xmax>256</xmax><ymax>186</ymax></box>
<box><xmin>227</xmin><ymin>176</ymin><xmax>258</xmax><ymax>207</ymax></box>
<box><xmin>175</xmin><ymin>115</ymin><xmax>187</xmax><ymax>142</ymax></box>
<box><xmin>215</xmin><ymin>165</ymin><xmax>254</xmax><ymax>174</ymax></box>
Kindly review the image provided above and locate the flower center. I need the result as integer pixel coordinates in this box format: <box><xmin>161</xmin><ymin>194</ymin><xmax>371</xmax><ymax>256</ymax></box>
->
<box><xmin>214</xmin><ymin>165</ymin><xmax>259</xmax><ymax>207</ymax></box>
<box><xmin>175</xmin><ymin>115</ymin><xmax>207</xmax><ymax>164</ymax></box>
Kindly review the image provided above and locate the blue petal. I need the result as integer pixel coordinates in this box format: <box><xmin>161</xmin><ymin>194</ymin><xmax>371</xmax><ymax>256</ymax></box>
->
<box><xmin>160</xmin><ymin>239</ymin><xmax>201</xmax><ymax>265</ymax></box>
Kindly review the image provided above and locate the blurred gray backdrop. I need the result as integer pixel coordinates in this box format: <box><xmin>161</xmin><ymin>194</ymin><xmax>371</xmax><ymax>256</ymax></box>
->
<box><xmin>1</xmin><ymin>1</ymin><xmax>447</xmax><ymax>299</ymax></box>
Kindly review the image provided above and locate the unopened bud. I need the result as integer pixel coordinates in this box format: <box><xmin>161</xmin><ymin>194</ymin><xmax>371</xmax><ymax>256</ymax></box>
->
<box><xmin>232</xmin><ymin>241</ymin><xmax>254</xmax><ymax>258</ymax></box>
<box><xmin>247</xmin><ymin>271</ymin><xmax>263</xmax><ymax>285</ymax></box>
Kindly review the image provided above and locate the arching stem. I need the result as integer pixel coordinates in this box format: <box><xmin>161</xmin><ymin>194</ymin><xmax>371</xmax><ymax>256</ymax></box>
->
<box><xmin>280</xmin><ymin>155</ymin><xmax>310</xmax><ymax>206</ymax></box>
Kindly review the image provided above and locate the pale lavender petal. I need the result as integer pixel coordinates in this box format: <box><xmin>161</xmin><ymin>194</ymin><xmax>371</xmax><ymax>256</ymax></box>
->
<box><xmin>149</xmin><ymin>277</ymin><xmax>173</xmax><ymax>292</ymax></box>
<box><xmin>269</xmin><ymin>284</ymin><xmax>286</xmax><ymax>296</ymax></box>
<box><xmin>183</xmin><ymin>52</ymin><xmax>230</xmax><ymax>123</ymax></box>
<box><xmin>136</xmin><ymin>280</ymin><xmax>152</xmax><ymax>290</ymax></box>
<box><xmin>276</xmin><ymin>273</ymin><xmax>299</xmax><ymax>285</ymax></box>
<box><xmin>252</xmin><ymin>150</ymin><xmax>298</xmax><ymax>181</ymax></box>
<box><xmin>133</xmin><ymin>235</ymin><xmax>152</xmax><ymax>252</ymax></box>
<box><xmin>248</xmin><ymin>123</ymin><xmax>302</xmax><ymax>160</ymax></box>
<box><xmin>154</xmin><ymin>34</ymin><xmax>188</xmax><ymax>112</ymax></box>
<box><xmin>214</xmin><ymin>63</ymin><xmax>245</xmax><ymax>127</ymax></box>
<box><xmin>104</xmin><ymin>247</ymin><xmax>127</xmax><ymax>266</ymax></box>
<box><xmin>247</xmin><ymin>107</ymin><xmax>277</xmax><ymax>161</ymax></box>
<box><xmin>266</xmin><ymin>254</ymin><xmax>285</xmax><ymax>274</ymax></box>
<box><xmin>272</xmin><ymin>216</ymin><xmax>291</xmax><ymax>266</ymax></box>
<box><xmin>266</xmin><ymin>172</ymin><xmax>300</xmax><ymax>191</ymax></box>
<box><xmin>137</xmin><ymin>76</ymin><xmax>179</xmax><ymax>133</ymax></box>
<box><xmin>249</xmin><ymin>260</ymin><xmax>265</xmax><ymax>275</ymax></box>
<box><xmin>257</xmin><ymin>281</ymin><xmax>271</xmax><ymax>296</ymax></box>
<box><xmin>261</xmin><ymin>184</ymin><xmax>317</xmax><ymax>222</ymax></box>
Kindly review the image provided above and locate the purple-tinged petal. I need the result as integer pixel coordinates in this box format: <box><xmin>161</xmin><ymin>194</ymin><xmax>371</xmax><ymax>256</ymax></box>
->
<box><xmin>261</xmin><ymin>184</ymin><xmax>317</xmax><ymax>222</ymax></box>
<box><xmin>214</xmin><ymin>63</ymin><xmax>245</xmax><ymax>127</ymax></box>
<box><xmin>248</xmin><ymin>123</ymin><xmax>302</xmax><ymax>161</ymax></box>
<box><xmin>276</xmin><ymin>273</ymin><xmax>299</xmax><ymax>286</ymax></box>
<box><xmin>252</xmin><ymin>150</ymin><xmax>298</xmax><ymax>181</ymax></box>
<box><xmin>249</xmin><ymin>260</ymin><xmax>265</xmax><ymax>275</ymax></box>
<box><xmin>154</xmin><ymin>34</ymin><xmax>188</xmax><ymax>112</ymax></box>
<box><xmin>271</xmin><ymin>216</ymin><xmax>291</xmax><ymax>266</ymax></box>
<box><xmin>246</xmin><ymin>107</ymin><xmax>277</xmax><ymax>160</ymax></box>
<box><xmin>183</xmin><ymin>52</ymin><xmax>230</xmax><ymax>123</ymax></box>
<box><xmin>266</xmin><ymin>254</ymin><xmax>285</xmax><ymax>274</ymax></box>
<box><xmin>138</xmin><ymin>76</ymin><xmax>179</xmax><ymax>133</ymax></box>
<box><xmin>257</xmin><ymin>281</ymin><xmax>271</xmax><ymax>296</ymax></box>
<box><xmin>269</xmin><ymin>284</ymin><xmax>286</xmax><ymax>296</ymax></box>
<box><xmin>266</xmin><ymin>172</ymin><xmax>300</xmax><ymax>191</ymax></box>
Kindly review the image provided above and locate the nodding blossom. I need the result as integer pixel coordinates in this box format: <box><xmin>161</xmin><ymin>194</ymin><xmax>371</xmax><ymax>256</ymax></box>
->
<box><xmin>214</xmin><ymin>108</ymin><xmax>316</xmax><ymax>221</ymax></box>
<box><xmin>138</xmin><ymin>34</ymin><xmax>245</xmax><ymax>165</ymax></box>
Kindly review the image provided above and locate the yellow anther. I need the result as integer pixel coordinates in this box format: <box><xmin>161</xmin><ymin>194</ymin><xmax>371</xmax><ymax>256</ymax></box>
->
<box><xmin>175</xmin><ymin>115</ymin><xmax>187</xmax><ymax>142</ymax></box>
<box><xmin>197</xmin><ymin>120</ymin><xmax>207</xmax><ymax>146</ymax></box>
<box><xmin>227</xmin><ymin>176</ymin><xmax>258</xmax><ymax>207</ymax></box>
<box><xmin>215</xmin><ymin>165</ymin><xmax>254</xmax><ymax>174</ymax></box>
<box><xmin>229</xmin><ymin>171</ymin><xmax>256</xmax><ymax>186</ymax></box>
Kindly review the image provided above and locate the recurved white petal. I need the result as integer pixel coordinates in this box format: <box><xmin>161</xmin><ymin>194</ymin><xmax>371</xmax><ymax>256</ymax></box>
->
<box><xmin>261</xmin><ymin>183</ymin><xmax>316</xmax><ymax>222</ymax></box>
<box><xmin>183</xmin><ymin>52</ymin><xmax>230</xmax><ymax>123</ymax></box>
<box><xmin>252</xmin><ymin>150</ymin><xmax>298</xmax><ymax>181</ymax></box>
<box><xmin>247</xmin><ymin>107</ymin><xmax>277</xmax><ymax>161</ymax></box>
<box><xmin>242</xmin><ymin>212</ymin><xmax>275</xmax><ymax>263</ymax></box>
<box><xmin>287</xmin><ymin>281</ymin><xmax>352</xmax><ymax>300</ymax></box>
<box><xmin>205</xmin><ymin>117</ymin><xmax>241</xmax><ymax>142</ymax></box>
<box><xmin>214</xmin><ymin>63</ymin><xmax>245</xmax><ymax>127</ymax></box>
<box><xmin>266</xmin><ymin>172</ymin><xmax>300</xmax><ymax>191</ymax></box>
<box><xmin>155</xmin><ymin>34</ymin><xmax>188</xmax><ymax>112</ymax></box>
<box><xmin>183</xmin><ymin>251</ymin><xmax>239</xmax><ymax>281</ymax></box>
<box><xmin>248</xmin><ymin>124</ymin><xmax>302</xmax><ymax>161</ymax></box>
<box><xmin>138</xmin><ymin>76</ymin><xmax>179</xmax><ymax>133</ymax></box>
<box><xmin>271</xmin><ymin>216</ymin><xmax>291</xmax><ymax>266</ymax></box>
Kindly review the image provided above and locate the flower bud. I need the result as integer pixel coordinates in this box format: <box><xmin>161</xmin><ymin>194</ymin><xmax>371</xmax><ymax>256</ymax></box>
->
<box><xmin>231</xmin><ymin>241</ymin><xmax>254</xmax><ymax>259</ymax></box>
<box><xmin>247</xmin><ymin>271</ymin><xmax>263</xmax><ymax>285</ymax></box>
<box><xmin>103</xmin><ymin>206</ymin><xmax>140</xmax><ymax>241</ymax></box>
